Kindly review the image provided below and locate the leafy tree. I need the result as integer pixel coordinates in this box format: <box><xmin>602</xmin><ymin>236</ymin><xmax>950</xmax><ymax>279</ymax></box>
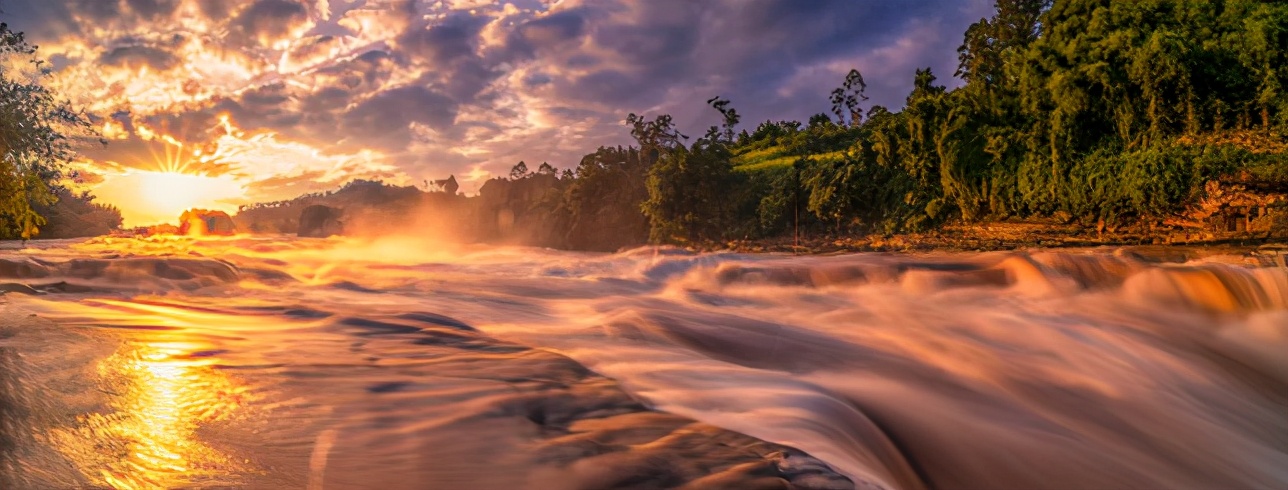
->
<box><xmin>807</xmin><ymin>113</ymin><xmax>833</xmax><ymax>130</ymax></box>
<box><xmin>0</xmin><ymin>23</ymin><xmax>99</xmax><ymax>240</ymax></box>
<box><xmin>1237</xmin><ymin>3</ymin><xmax>1288</xmax><ymax>131</ymax></box>
<box><xmin>642</xmin><ymin>144</ymin><xmax>746</xmax><ymax>243</ymax></box>
<box><xmin>537</xmin><ymin>162</ymin><xmax>556</xmax><ymax>175</ymax></box>
<box><xmin>559</xmin><ymin>146</ymin><xmax>652</xmax><ymax>250</ymax></box>
<box><xmin>957</xmin><ymin>0</ymin><xmax>1050</xmax><ymax>86</ymax></box>
<box><xmin>626</xmin><ymin>113</ymin><xmax>688</xmax><ymax>163</ymax></box>
<box><xmin>641</xmin><ymin>98</ymin><xmax>750</xmax><ymax>244</ymax></box>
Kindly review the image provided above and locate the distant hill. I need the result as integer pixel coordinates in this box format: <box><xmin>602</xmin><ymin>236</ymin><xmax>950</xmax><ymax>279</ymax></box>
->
<box><xmin>234</xmin><ymin>179</ymin><xmax>429</xmax><ymax>235</ymax></box>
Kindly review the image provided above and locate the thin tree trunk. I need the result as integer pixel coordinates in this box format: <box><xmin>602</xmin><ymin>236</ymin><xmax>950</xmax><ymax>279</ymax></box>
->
<box><xmin>793</xmin><ymin>166</ymin><xmax>800</xmax><ymax>252</ymax></box>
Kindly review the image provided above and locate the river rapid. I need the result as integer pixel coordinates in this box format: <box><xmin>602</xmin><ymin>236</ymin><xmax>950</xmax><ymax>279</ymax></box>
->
<box><xmin>1</xmin><ymin>235</ymin><xmax>1286</xmax><ymax>490</ymax></box>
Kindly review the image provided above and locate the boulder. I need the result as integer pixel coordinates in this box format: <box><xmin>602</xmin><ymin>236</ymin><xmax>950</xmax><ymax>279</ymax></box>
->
<box><xmin>298</xmin><ymin>205</ymin><xmax>345</xmax><ymax>237</ymax></box>
<box><xmin>178</xmin><ymin>210</ymin><xmax>237</xmax><ymax>236</ymax></box>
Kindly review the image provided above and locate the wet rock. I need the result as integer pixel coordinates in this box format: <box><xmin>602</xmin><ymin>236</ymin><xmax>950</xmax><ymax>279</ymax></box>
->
<box><xmin>179</xmin><ymin>209</ymin><xmax>238</xmax><ymax>236</ymax></box>
<box><xmin>0</xmin><ymin>283</ymin><xmax>40</xmax><ymax>295</ymax></box>
<box><xmin>0</xmin><ymin>259</ymin><xmax>51</xmax><ymax>279</ymax></box>
<box><xmin>313</xmin><ymin>313</ymin><xmax>859</xmax><ymax>490</ymax></box>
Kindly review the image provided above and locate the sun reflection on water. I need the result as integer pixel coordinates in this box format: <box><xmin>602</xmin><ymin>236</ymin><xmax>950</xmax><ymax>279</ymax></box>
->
<box><xmin>51</xmin><ymin>339</ymin><xmax>251</xmax><ymax>490</ymax></box>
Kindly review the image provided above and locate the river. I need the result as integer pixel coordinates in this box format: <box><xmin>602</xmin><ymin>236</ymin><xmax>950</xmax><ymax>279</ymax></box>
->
<box><xmin>1</xmin><ymin>235</ymin><xmax>1286</xmax><ymax>489</ymax></box>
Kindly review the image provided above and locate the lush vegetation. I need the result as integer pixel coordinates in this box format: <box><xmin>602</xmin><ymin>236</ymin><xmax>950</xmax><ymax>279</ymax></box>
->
<box><xmin>0</xmin><ymin>22</ymin><xmax>109</xmax><ymax>240</ymax></box>
<box><xmin>504</xmin><ymin>0</ymin><xmax>1288</xmax><ymax>248</ymax></box>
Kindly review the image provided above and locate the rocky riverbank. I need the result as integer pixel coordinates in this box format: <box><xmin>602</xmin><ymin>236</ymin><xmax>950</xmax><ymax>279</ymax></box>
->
<box><xmin>718</xmin><ymin>218</ymin><xmax>1288</xmax><ymax>259</ymax></box>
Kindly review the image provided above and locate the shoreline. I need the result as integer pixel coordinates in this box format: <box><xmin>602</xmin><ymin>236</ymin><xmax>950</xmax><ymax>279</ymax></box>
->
<box><xmin>5</xmin><ymin>219</ymin><xmax>1288</xmax><ymax>262</ymax></box>
<box><xmin>710</xmin><ymin>219</ymin><xmax>1288</xmax><ymax>258</ymax></box>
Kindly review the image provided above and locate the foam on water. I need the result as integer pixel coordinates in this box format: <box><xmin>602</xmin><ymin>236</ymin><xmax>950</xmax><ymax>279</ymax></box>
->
<box><xmin>1</xmin><ymin>235</ymin><xmax>1286</xmax><ymax>489</ymax></box>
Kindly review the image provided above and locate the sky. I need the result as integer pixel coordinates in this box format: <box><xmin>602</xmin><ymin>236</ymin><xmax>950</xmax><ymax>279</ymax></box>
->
<box><xmin>3</xmin><ymin>0</ymin><xmax>994</xmax><ymax>226</ymax></box>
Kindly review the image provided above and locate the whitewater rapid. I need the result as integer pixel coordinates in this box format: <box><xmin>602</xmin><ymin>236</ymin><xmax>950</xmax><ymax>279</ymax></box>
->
<box><xmin>1</xmin><ymin>236</ymin><xmax>1286</xmax><ymax>489</ymax></box>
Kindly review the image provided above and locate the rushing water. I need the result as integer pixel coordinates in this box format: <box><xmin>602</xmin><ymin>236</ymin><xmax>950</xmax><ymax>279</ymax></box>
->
<box><xmin>1</xmin><ymin>235</ymin><xmax>1287</xmax><ymax>490</ymax></box>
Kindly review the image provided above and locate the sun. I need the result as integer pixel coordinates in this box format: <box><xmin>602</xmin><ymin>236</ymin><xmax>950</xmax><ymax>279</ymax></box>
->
<box><xmin>95</xmin><ymin>170</ymin><xmax>246</xmax><ymax>227</ymax></box>
<box><xmin>141</xmin><ymin>172</ymin><xmax>209</xmax><ymax>213</ymax></box>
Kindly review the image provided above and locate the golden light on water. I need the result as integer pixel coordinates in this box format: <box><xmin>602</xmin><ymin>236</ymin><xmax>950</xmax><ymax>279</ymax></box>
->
<box><xmin>50</xmin><ymin>339</ymin><xmax>251</xmax><ymax>490</ymax></box>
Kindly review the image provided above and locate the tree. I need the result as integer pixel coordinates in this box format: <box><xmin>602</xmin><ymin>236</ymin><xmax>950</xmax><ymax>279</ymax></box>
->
<box><xmin>537</xmin><ymin>162</ymin><xmax>556</xmax><ymax>175</ymax></box>
<box><xmin>1237</xmin><ymin>3</ymin><xmax>1288</xmax><ymax>131</ymax></box>
<box><xmin>706</xmin><ymin>96</ymin><xmax>741</xmax><ymax>142</ymax></box>
<box><xmin>626</xmin><ymin>113</ymin><xmax>688</xmax><ymax>162</ymax></box>
<box><xmin>641</xmin><ymin>99</ymin><xmax>749</xmax><ymax>244</ymax></box>
<box><xmin>559</xmin><ymin>146</ymin><xmax>652</xmax><ymax>250</ymax></box>
<box><xmin>830</xmin><ymin>69</ymin><xmax>869</xmax><ymax>127</ymax></box>
<box><xmin>0</xmin><ymin>23</ymin><xmax>99</xmax><ymax>240</ymax></box>
<box><xmin>956</xmin><ymin>0</ymin><xmax>1050</xmax><ymax>86</ymax></box>
<box><xmin>510</xmin><ymin>161</ymin><xmax>530</xmax><ymax>179</ymax></box>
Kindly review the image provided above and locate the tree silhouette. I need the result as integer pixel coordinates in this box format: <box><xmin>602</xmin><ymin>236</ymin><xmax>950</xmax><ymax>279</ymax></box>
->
<box><xmin>625</xmin><ymin>113</ymin><xmax>688</xmax><ymax>162</ymax></box>
<box><xmin>706</xmin><ymin>96</ymin><xmax>741</xmax><ymax>143</ymax></box>
<box><xmin>510</xmin><ymin>161</ymin><xmax>530</xmax><ymax>180</ymax></box>
<box><xmin>830</xmin><ymin>69</ymin><xmax>869</xmax><ymax>127</ymax></box>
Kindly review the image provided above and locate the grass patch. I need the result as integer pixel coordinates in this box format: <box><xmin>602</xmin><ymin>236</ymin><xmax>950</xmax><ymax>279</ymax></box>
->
<box><xmin>735</xmin><ymin>150</ymin><xmax>849</xmax><ymax>172</ymax></box>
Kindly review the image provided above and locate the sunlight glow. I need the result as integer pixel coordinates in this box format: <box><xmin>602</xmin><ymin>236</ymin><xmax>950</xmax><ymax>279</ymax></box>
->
<box><xmin>141</xmin><ymin>172</ymin><xmax>214</xmax><ymax>213</ymax></box>
<box><xmin>96</xmin><ymin>171</ymin><xmax>245</xmax><ymax>227</ymax></box>
<box><xmin>83</xmin><ymin>112</ymin><xmax>413</xmax><ymax>227</ymax></box>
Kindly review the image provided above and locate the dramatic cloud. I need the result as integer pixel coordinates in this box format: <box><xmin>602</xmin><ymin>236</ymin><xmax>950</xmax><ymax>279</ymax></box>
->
<box><xmin>231</xmin><ymin>0</ymin><xmax>312</xmax><ymax>48</ymax></box>
<box><xmin>2</xmin><ymin>0</ymin><xmax>993</xmax><ymax>225</ymax></box>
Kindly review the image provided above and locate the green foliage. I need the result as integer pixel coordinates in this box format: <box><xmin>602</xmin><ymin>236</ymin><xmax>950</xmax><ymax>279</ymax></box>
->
<box><xmin>557</xmin><ymin>146</ymin><xmax>652</xmax><ymax>250</ymax></box>
<box><xmin>1052</xmin><ymin>144</ymin><xmax>1245</xmax><ymax>226</ymax></box>
<box><xmin>0</xmin><ymin>23</ymin><xmax>99</xmax><ymax>240</ymax></box>
<box><xmin>640</xmin><ymin>98</ymin><xmax>753</xmax><ymax>244</ymax></box>
<box><xmin>500</xmin><ymin>0</ymin><xmax>1288</xmax><ymax>248</ymax></box>
<box><xmin>0</xmin><ymin>167</ymin><xmax>53</xmax><ymax>239</ymax></box>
